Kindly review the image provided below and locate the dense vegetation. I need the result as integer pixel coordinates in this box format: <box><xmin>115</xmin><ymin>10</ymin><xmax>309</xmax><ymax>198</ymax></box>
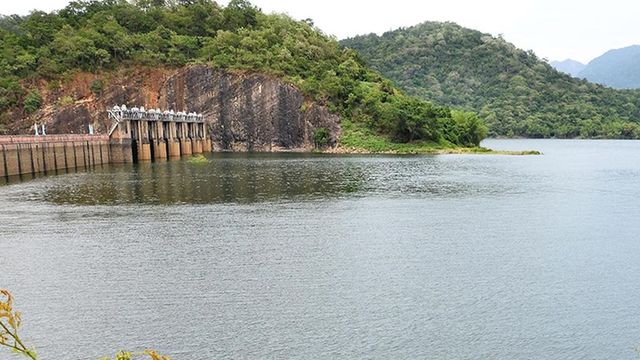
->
<box><xmin>342</xmin><ymin>22</ymin><xmax>640</xmax><ymax>139</ymax></box>
<box><xmin>0</xmin><ymin>1</ymin><xmax>487</xmax><ymax>149</ymax></box>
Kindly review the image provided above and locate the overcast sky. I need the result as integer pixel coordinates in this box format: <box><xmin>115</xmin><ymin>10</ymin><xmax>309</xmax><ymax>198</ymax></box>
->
<box><xmin>1</xmin><ymin>0</ymin><xmax>638</xmax><ymax>63</ymax></box>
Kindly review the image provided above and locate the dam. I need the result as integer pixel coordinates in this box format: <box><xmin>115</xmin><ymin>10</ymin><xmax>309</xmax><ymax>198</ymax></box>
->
<box><xmin>0</xmin><ymin>105</ymin><xmax>212</xmax><ymax>179</ymax></box>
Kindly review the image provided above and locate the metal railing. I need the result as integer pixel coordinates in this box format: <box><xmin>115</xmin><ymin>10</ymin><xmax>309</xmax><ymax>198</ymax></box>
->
<box><xmin>107</xmin><ymin>105</ymin><xmax>205</xmax><ymax>136</ymax></box>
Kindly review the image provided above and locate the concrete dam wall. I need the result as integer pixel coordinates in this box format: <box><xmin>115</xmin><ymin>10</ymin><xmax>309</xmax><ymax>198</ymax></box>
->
<box><xmin>0</xmin><ymin>135</ymin><xmax>116</xmax><ymax>178</ymax></box>
<box><xmin>1</xmin><ymin>105</ymin><xmax>214</xmax><ymax>179</ymax></box>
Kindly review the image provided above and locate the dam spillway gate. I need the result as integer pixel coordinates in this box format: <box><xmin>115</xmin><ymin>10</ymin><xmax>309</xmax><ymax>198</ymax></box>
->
<box><xmin>107</xmin><ymin>105</ymin><xmax>212</xmax><ymax>163</ymax></box>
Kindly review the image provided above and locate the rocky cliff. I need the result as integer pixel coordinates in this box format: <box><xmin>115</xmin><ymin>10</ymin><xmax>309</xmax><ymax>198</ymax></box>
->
<box><xmin>10</xmin><ymin>65</ymin><xmax>341</xmax><ymax>151</ymax></box>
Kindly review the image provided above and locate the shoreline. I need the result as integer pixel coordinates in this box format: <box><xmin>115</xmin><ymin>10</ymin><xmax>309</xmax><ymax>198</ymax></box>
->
<box><xmin>319</xmin><ymin>146</ymin><xmax>541</xmax><ymax>156</ymax></box>
<box><xmin>207</xmin><ymin>146</ymin><xmax>541</xmax><ymax>156</ymax></box>
<box><xmin>206</xmin><ymin>145</ymin><xmax>542</xmax><ymax>156</ymax></box>
<box><xmin>336</xmin><ymin>121</ymin><xmax>541</xmax><ymax>156</ymax></box>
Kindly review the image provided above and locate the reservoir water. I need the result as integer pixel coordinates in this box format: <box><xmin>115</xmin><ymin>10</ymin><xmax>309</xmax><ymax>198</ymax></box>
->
<box><xmin>1</xmin><ymin>139</ymin><xmax>639</xmax><ymax>359</ymax></box>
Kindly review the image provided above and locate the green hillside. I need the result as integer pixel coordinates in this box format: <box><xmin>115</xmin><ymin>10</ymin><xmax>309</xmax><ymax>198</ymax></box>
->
<box><xmin>0</xmin><ymin>0</ymin><xmax>487</xmax><ymax>150</ymax></box>
<box><xmin>341</xmin><ymin>22</ymin><xmax>640</xmax><ymax>139</ymax></box>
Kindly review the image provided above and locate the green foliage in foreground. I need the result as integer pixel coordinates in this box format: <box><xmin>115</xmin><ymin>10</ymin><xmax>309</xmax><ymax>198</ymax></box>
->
<box><xmin>2</xmin><ymin>289</ymin><xmax>170</xmax><ymax>360</ymax></box>
<box><xmin>341</xmin><ymin>22</ymin><xmax>640</xmax><ymax>139</ymax></box>
<box><xmin>0</xmin><ymin>290</ymin><xmax>37</xmax><ymax>359</ymax></box>
<box><xmin>0</xmin><ymin>0</ymin><xmax>486</xmax><ymax>147</ymax></box>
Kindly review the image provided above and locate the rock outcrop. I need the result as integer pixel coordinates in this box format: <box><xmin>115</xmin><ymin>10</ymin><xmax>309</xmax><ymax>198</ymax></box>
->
<box><xmin>11</xmin><ymin>65</ymin><xmax>340</xmax><ymax>151</ymax></box>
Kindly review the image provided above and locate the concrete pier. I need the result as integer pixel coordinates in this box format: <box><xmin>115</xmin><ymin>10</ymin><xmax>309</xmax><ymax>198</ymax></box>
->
<box><xmin>177</xmin><ymin>123</ymin><xmax>192</xmax><ymax>156</ymax></box>
<box><xmin>168</xmin><ymin>141</ymin><xmax>181</xmax><ymax>158</ymax></box>
<box><xmin>166</xmin><ymin>122</ymin><xmax>181</xmax><ymax>158</ymax></box>
<box><xmin>150</xmin><ymin>121</ymin><xmax>167</xmax><ymax>160</ymax></box>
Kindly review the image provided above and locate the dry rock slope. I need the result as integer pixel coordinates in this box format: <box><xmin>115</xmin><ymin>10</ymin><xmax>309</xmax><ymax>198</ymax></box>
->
<box><xmin>13</xmin><ymin>65</ymin><xmax>340</xmax><ymax>152</ymax></box>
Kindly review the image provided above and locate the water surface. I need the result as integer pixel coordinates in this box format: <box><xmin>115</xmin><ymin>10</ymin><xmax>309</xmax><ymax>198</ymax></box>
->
<box><xmin>1</xmin><ymin>139</ymin><xmax>639</xmax><ymax>359</ymax></box>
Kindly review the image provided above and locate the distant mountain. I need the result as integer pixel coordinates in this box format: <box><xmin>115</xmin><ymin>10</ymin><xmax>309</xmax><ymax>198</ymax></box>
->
<box><xmin>342</xmin><ymin>22</ymin><xmax>640</xmax><ymax>138</ymax></box>
<box><xmin>578</xmin><ymin>45</ymin><xmax>640</xmax><ymax>89</ymax></box>
<box><xmin>550</xmin><ymin>59</ymin><xmax>585</xmax><ymax>77</ymax></box>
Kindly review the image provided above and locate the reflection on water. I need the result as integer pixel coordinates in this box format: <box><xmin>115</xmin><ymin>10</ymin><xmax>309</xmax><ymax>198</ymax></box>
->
<box><xmin>40</xmin><ymin>153</ymin><xmax>366</xmax><ymax>205</ymax></box>
<box><xmin>6</xmin><ymin>152</ymin><xmax>514</xmax><ymax>205</ymax></box>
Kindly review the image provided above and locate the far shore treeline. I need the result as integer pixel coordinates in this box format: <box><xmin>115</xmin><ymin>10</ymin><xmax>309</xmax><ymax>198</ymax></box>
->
<box><xmin>342</xmin><ymin>22</ymin><xmax>640</xmax><ymax>139</ymax></box>
<box><xmin>0</xmin><ymin>0</ymin><xmax>487</xmax><ymax>150</ymax></box>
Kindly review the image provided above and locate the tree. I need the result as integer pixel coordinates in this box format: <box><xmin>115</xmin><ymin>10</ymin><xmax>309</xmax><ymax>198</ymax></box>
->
<box><xmin>222</xmin><ymin>0</ymin><xmax>258</xmax><ymax>31</ymax></box>
<box><xmin>0</xmin><ymin>78</ymin><xmax>24</xmax><ymax>112</ymax></box>
<box><xmin>134</xmin><ymin>0</ymin><xmax>167</xmax><ymax>10</ymax></box>
<box><xmin>389</xmin><ymin>96</ymin><xmax>438</xmax><ymax>142</ymax></box>
<box><xmin>21</xmin><ymin>11</ymin><xmax>63</xmax><ymax>47</ymax></box>
<box><xmin>450</xmin><ymin>110</ymin><xmax>488</xmax><ymax>146</ymax></box>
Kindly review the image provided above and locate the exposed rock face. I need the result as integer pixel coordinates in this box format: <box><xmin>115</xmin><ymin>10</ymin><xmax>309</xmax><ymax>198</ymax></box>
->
<box><xmin>160</xmin><ymin>66</ymin><xmax>340</xmax><ymax>151</ymax></box>
<box><xmin>12</xmin><ymin>65</ymin><xmax>340</xmax><ymax>151</ymax></box>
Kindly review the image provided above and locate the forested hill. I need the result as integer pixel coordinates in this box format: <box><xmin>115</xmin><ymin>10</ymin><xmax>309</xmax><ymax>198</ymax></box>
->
<box><xmin>341</xmin><ymin>22</ymin><xmax>640</xmax><ymax>139</ymax></box>
<box><xmin>0</xmin><ymin>0</ymin><xmax>487</xmax><ymax>150</ymax></box>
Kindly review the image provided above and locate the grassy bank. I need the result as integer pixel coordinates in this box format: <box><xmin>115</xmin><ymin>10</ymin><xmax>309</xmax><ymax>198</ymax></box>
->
<box><xmin>334</xmin><ymin>120</ymin><xmax>540</xmax><ymax>155</ymax></box>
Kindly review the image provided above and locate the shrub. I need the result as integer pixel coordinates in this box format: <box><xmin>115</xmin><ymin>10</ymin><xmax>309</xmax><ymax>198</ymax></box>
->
<box><xmin>45</xmin><ymin>80</ymin><xmax>61</xmax><ymax>91</ymax></box>
<box><xmin>312</xmin><ymin>127</ymin><xmax>331</xmax><ymax>148</ymax></box>
<box><xmin>57</xmin><ymin>95</ymin><xmax>74</xmax><ymax>106</ymax></box>
<box><xmin>0</xmin><ymin>78</ymin><xmax>24</xmax><ymax>112</ymax></box>
<box><xmin>23</xmin><ymin>90</ymin><xmax>42</xmax><ymax>114</ymax></box>
<box><xmin>90</xmin><ymin>79</ymin><xmax>105</xmax><ymax>96</ymax></box>
<box><xmin>187</xmin><ymin>154</ymin><xmax>208</xmax><ymax>165</ymax></box>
